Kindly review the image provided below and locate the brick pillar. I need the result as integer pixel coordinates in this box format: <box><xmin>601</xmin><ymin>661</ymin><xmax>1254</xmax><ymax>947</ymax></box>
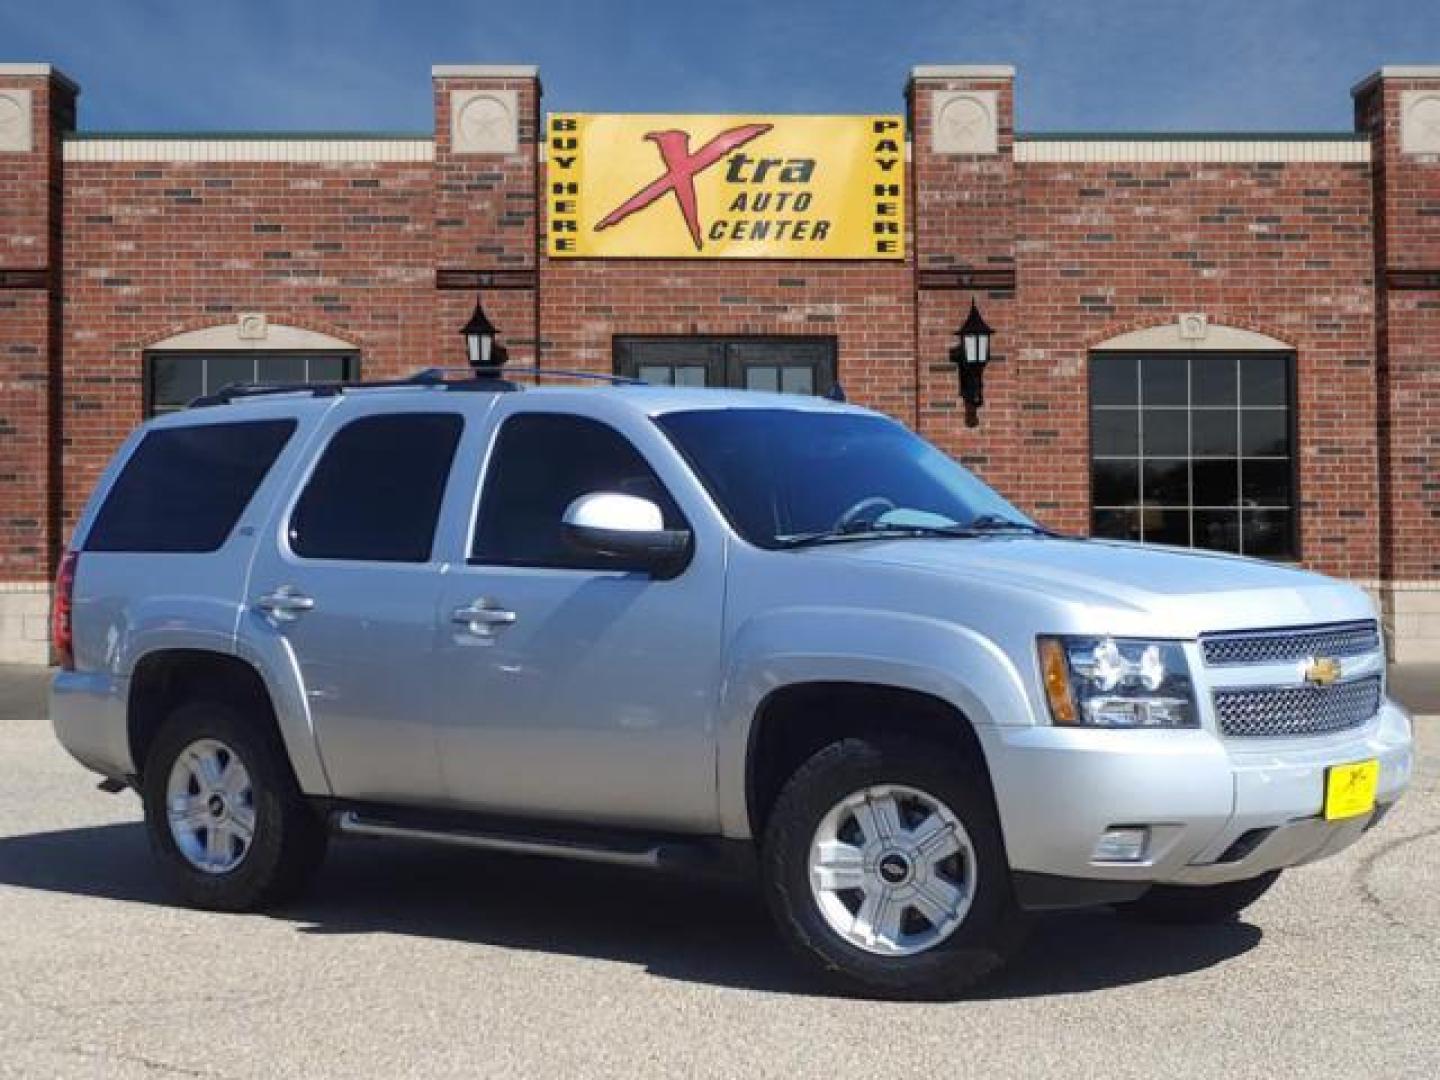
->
<box><xmin>908</xmin><ymin>67</ymin><xmax>1033</xmax><ymax>515</ymax></box>
<box><xmin>430</xmin><ymin>65</ymin><xmax>541</xmax><ymax>369</ymax></box>
<box><xmin>1354</xmin><ymin>66</ymin><xmax>1440</xmax><ymax>661</ymax></box>
<box><xmin>0</xmin><ymin>64</ymin><xmax>76</xmax><ymax>662</ymax></box>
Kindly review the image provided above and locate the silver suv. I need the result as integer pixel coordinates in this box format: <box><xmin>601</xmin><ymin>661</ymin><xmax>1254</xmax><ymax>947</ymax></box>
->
<box><xmin>51</xmin><ymin>368</ymin><xmax>1412</xmax><ymax>999</ymax></box>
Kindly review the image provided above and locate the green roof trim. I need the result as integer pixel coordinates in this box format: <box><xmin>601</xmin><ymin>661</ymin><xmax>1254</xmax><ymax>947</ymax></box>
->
<box><xmin>66</xmin><ymin>131</ymin><xmax>432</xmax><ymax>141</ymax></box>
<box><xmin>1018</xmin><ymin>131</ymin><xmax>1369</xmax><ymax>142</ymax></box>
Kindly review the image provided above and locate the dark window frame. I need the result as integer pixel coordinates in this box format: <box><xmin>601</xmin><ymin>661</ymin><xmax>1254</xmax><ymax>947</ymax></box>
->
<box><xmin>468</xmin><ymin>411</ymin><xmax>691</xmax><ymax>573</ymax></box>
<box><xmin>143</xmin><ymin>351</ymin><xmax>361</xmax><ymax>417</ymax></box>
<box><xmin>613</xmin><ymin>335</ymin><xmax>837</xmax><ymax>396</ymax></box>
<box><xmin>1086</xmin><ymin>349</ymin><xmax>1301</xmax><ymax>561</ymax></box>
<box><xmin>287</xmin><ymin>411</ymin><xmax>464</xmax><ymax>564</ymax></box>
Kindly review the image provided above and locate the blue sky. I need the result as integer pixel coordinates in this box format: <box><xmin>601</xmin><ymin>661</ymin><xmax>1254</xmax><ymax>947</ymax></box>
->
<box><xmin>3</xmin><ymin>0</ymin><xmax>1437</xmax><ymax>133</ymax></box>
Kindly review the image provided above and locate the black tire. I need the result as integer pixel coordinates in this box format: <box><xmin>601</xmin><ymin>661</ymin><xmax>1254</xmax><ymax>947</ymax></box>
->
<box><xmin>761</xmin><ymin>736</ymin><xmax>1026</xmax><ymax>1000</ymax></box>
<box><xmin>1115</xmin><ymin>871</ymin><xmax>1281</xmax><ymax>925</ymax></box>
<box><xmin>141</xmin><ymin>698</ymin><xmax>327</xmax><ymax>911</ymax></box>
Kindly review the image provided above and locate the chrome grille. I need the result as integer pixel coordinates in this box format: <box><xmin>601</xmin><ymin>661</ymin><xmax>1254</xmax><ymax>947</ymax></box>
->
<box><xmin>1200</xmin><ymin>621</ymin><xmax>1380</xmax><ymax>667</ymax></box>
<box><xmin>1212</xmin><ymin>675</ymin><xmax>1381</xmax><ymax>738</ymax></box>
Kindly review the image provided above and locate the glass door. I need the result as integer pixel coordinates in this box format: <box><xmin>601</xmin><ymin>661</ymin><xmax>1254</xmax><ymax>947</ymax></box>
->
<box><xmin>614</xmin><ymin>336</ymin><xmax>836</xmax><ymax>396</ymax></box>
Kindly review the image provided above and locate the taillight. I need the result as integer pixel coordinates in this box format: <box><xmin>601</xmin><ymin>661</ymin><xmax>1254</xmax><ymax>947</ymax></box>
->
<box><xmin>52</xmin><ymin>551</ymin><xmax>78</xmax><ymax>671</ymax></box>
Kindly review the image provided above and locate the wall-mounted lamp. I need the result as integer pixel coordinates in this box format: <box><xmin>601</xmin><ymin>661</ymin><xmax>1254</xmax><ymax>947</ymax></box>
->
<box><xmin>949</xmin><ymin>299</ymin><xmax>994</xmax><ymax>428</ymax></box>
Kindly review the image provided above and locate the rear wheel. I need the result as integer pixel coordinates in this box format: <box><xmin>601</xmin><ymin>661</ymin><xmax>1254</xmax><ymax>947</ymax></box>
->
<box><xmin>141</xmin><ymin>699</ymin><xmax>327</xmax><ymax>911</ymax></box>
<box><xmin>761</xmin><ymin>736</ymin><xmax>1025</xmax><ymax>1000</ymax></box>
<box><xmin>1116</xmin><ymin>871</ymin><xmax>1281</xmax><ymax>925</ymax></box>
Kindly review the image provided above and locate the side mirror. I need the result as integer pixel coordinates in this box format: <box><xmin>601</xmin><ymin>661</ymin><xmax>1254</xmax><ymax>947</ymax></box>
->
<box><xmin>561</xmin><ymin>492</ymin><xmax>691</xmax><ymax>576</ymax></box>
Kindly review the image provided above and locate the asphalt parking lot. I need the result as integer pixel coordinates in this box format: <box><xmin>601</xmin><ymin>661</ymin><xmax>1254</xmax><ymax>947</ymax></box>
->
<box><xmin>1</xmin><ymin>664</ymin><xmax>1437</xmax><ymax>1079</ymax></box>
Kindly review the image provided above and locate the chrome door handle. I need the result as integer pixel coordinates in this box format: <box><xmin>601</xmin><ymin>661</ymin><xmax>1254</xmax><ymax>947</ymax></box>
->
<box><xmin>255</xmin><ymin>586</ymin><xmax>316</xmax><ymax>621</ymax></box>
<box><xmin>451</xmin><ymin>599</ymin><xmax>517</xmax><ymax>636</ymax></box>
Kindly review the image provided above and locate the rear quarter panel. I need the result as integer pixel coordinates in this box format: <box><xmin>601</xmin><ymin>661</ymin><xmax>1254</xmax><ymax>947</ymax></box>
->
<box><xmin>60</xmin><ymin>403</ymin><xmax>335</xmax><ymax>789</ymax></box>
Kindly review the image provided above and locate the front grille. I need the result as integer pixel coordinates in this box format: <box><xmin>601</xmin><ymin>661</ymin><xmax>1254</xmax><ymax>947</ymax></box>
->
<box><xmin>1200</xmin><ymin>621</ymin><xmax>1380</xmax><ymax>667</ymax></box>
<box><xmin>1212</xmin><ymin>675</ymin><xmax>1381</xmax><ymax>738</ymax></box>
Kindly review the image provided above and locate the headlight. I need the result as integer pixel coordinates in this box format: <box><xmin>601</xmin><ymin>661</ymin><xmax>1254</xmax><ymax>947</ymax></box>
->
<box><xmin>1037</xmin><ymin>636</ymin><xmax>1197</xmax><ymax>728</ymax></box>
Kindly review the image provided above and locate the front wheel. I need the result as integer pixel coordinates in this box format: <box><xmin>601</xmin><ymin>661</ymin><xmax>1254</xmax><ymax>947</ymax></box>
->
<box><xmin>761</xmin><ymin>736</ymin><xmax>1026</xmax><ymax>1000</ymax></box>
<box><xmin>1115</xmin><ymin>871</ymin><xmax>1281</xmax><ymax>925</ymax></box>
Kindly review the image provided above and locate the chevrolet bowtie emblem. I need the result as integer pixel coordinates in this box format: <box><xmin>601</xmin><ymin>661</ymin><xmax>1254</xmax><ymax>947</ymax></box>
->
<box><xmin>1303</xmin><ymin>656</ymin><xmax>1342</xmax><ymax>686</ymax></box>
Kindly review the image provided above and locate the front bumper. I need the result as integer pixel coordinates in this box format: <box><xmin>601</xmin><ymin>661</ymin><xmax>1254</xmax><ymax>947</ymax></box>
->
<box><xmin>979</xmin><ymin>698</ymin><xmax>1412</xmax><ymax>901</ymax></box>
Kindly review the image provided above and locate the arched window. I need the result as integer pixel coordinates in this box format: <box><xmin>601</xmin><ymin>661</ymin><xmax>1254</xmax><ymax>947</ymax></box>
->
<box><xmin>142</xmin><ymin>323</ymin><xmax>360</xmax><ymax>415</ymax></box>
<box><xmin>1088</xmin><ymin>324</ymin><xmax>1296</xmax><ymax>560</ymax></box>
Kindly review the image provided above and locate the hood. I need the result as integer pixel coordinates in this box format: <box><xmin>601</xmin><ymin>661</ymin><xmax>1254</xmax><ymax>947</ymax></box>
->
<box><xmin>811</xmin><ymin>534</ymin><xmax>1375</xmax><ymax>637</ymax></box>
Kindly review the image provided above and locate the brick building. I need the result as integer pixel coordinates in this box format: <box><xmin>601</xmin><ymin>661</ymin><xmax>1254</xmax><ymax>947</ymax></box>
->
<box><xmin>0</xmin><ymin>61</ymin><xmax>1436</xmax><ymax>663</ymax></box>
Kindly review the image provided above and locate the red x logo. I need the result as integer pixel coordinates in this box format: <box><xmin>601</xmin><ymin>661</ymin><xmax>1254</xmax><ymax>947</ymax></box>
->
<box><xmin>595</xmin><ymin>123</ymin><xmax>773</xmax><ymax>251</ymax></box>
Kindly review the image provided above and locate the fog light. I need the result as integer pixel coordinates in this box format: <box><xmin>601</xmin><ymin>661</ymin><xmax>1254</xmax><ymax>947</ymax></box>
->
<box><xmin>1093</xmin><ymin>827</ymin><xmax>1148</xmax><ymax>863</ymax></box>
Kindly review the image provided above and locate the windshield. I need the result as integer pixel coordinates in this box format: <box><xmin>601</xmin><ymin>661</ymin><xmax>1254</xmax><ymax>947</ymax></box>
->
<box><xmin>655</xmin><ymin>408</ymin><xmax>1034</xmax><ymax>548</ymax></box>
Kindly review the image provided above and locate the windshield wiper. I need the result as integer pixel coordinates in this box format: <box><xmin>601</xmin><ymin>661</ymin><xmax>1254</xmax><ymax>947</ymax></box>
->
<box><xmin>966</xmin><ymin>514</ymin><xmax>1054</xmax><ymax>536</ymax></box>
<box><xmin>776</xmin><ymin>521</ymin><xmax>976</xmax><ymax>548</ymax></box>
<box><xmin>776</xmin><ymin>515</ymin><xmax>1056</xmax><ymax>548</ymax></box>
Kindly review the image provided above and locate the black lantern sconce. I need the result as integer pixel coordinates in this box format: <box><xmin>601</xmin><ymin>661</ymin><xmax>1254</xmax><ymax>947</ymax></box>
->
<box><xmin>461</xmin><ymin>294</ymin><xmax>509</xmax><ymax>375</ymax></box>
<box><xmin>949</xmin><ymin>299</ymin><xmax>994</xmax><ymax>428</ymax></box>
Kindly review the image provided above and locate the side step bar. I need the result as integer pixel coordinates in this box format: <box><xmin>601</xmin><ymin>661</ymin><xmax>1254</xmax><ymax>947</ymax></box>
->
<box><xmin>334</xmin><ymin>808</ymin><xmax>755</xmax><ymax>880</ymax></box>
<box><xmin>337</xmin><ymin>810</ymin><xmax>664</xmax><ymax>869</ymax></box>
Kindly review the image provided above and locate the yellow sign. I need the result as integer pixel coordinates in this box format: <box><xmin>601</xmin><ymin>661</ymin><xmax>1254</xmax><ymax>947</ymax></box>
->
<box><xmin>547</xmin><ymin>113</ymin><xmax>905</xmax><ymax>259</ymax></box>
<box><xmin>1323</xmin><ymin>759</ymin><xmax>1379</xmax><ymax>821</ymax></box>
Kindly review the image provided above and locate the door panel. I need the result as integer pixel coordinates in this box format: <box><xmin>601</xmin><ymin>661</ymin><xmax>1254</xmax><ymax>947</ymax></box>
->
<box><xmin>434</xmin><ymin>564</ymin><xmax>724</xmax><ymax>829</ymax></box>
<box><xmin>245</xmin><ymin>560</ymin><xmax>447</xmax><ymax>803</ymax></box>
<box><xmin>245</xmin><ymin>404</ymin><xmax>466</xmax><ymax>804</ymax></box>
<box><xmin>432</xmin><ymin>405</ymin><xmax>726</xmax><ymax>831</ymax></box>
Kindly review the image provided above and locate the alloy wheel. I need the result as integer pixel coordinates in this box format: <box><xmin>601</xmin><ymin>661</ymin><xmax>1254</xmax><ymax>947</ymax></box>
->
<box><xmin>807</xmin><ymin>783</ymin><xmax>977</xmax><ymax>956</ymax></box>
<box><xmin>165</xmin><ymin>738</ymin><xmax>255</xmax><ymax>875</ymax></box>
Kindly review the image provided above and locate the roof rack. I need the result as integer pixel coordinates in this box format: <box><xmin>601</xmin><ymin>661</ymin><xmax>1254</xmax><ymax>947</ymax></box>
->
<box><xmin>187</xmin><ymin>366</ymin><xmax>646</xmax><ymax>408</ymax></box>
<box><xmin>409</xmin><ymin>367</ymin><xmax>646</xmax><ymax>386</ymax></box>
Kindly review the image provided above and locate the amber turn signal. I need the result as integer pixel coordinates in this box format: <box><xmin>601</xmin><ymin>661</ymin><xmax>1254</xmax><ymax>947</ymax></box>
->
<box><xmin>1038</xmin><ymin>637</ymin><xmax>1078</xmax><ymax>725</ymax></box>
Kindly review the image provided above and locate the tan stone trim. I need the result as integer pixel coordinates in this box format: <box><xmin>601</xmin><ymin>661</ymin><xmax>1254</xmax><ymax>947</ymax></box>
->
<box><xmin>145</xmin><ymin>321</ymin><xmax>358</xmax><ymax>352</ymax></box>
<box><xmin>62</xmin><ymin>138</ymin><xmax>434</xmax><ymax>163</ymax></box>
<box><xmin>0</xmin><ymin>87</ymin><xmax>33</xmax><ymax>152</ymax></box>
<box><xmin>0</xmin><ymin>62</ymin><xmax>79</xmax><ymax>92</ymax></box>
<box><xmin>1093</xmin><ymin>322</ymin><xmax>1293</xmax><ymax>352</ymax></box>
<box><xmin>1015</xmin><ymin>139</ymin><xmax>1370</xmax><ymax>163</ymax></box>
<box><xmin>431</xmin><ymin>64</ymin><xmax>539</xmax><ymax>79</ymax></box>
<box><xmin>911</xmin><ymin>65</ymin><xmax>1015</xmax><ymax>80</ymax></box>
<box><xmin>1351</xmin><ymin>66</ymin><xmax>1440</xmax><ymax>96</ymax></box>
<box><xmin>0</xmin><ymin>584</ymin><xmax>51</xmax><ymax>665</ymax></box>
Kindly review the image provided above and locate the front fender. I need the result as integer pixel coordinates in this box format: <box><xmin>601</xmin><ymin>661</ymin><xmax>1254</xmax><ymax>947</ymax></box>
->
<box><xmin>715</xmin><ymin>606</ymin><xmax>1036</xmax><ymax>838</ymax></box>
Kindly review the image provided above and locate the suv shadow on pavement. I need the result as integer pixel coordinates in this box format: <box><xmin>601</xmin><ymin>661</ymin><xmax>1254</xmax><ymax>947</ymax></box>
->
<box><xmin>0</xmin><ymin>819</ymin><xmax>1261</xmax><ymax>1000</ymax></box>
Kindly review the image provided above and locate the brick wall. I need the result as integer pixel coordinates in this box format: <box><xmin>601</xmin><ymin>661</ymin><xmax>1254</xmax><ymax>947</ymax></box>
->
<box><xmin>909</xmin><ymin>71</ymin><xmax>1025</xmax><ymax>519</ymax></box>
<box><xmin>0</xmin><ymin>69</ymin><xmax>73</xmax><ymax>589</ymax></box>
<box><xmin>432</xmin><ymin>71</ymin><xmax>541</xmax><ymax>367</ymax></box>
<box><xmin>59</xmin><ymin>156</ymin><xmax>437</xmax><ymax>532</ymax></box>
<box><xmin>1011</xmin><ymin>156</ymin><xmax>1378</xmax><ymax>577</ymax></box>
<box><xmin>907</xmin><ymin>73</ymin><xmax>1380</xmax><ymax>579</ymax></box>
<box><xmin>537</xmin><ymin>258</ymin><xmax>916</xmax><ymax>420</ymax></box>
<box><xmin>0</xmin><ymin>60</ymin><xmax>1436</xmax><ymax>663</ymax></box>
<box><xmin>1356</xmin><ymin>71</ymin><xmax>1440</xmax><ymax>658</ymax></box>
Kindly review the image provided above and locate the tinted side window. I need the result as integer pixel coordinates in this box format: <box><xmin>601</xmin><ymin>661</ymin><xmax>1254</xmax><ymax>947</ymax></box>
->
<box><xmin>290</xmin><ymin>413</ymin><xmax>463</xmax><ymax>562</ymax></box>
<box><xmin>88</xmin><ymin>420</ymin><xmax>296</xmax><ymax>553</ymax></box>
<box><xmin>472</xmin><ymin>413</ymin><xmax>684</xmax><ymax>569</ymax></box>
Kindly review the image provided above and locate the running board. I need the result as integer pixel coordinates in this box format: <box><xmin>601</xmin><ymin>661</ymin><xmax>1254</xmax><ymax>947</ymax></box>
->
<box><xmin>334</xmin><ymin>808</ymin><xmax>754</xmax><ymax>879</ymax></box>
